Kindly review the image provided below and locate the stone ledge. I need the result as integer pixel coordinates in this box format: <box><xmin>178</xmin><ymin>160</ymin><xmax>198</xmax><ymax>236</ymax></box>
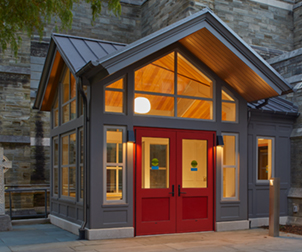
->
<box><xmin>86</xmin><ymin>227</ymin><xmax>134</xmax><ymax>240</ymax></box>
<box><xmin>216</xmin><ymin>220</ymin><xmax>249</xmax><ymax>232</ymax></box>
<box><xmin>249</xmin><ymin>216</ymin><xmax>288</xmax><ymax>228</ymax></box>
<box><xmin>0</xmin><ymin>65</ymin><xmax>30</xmax><ymax>75</ymax></box>
<box><xmin>49</xmin><ymin>214</ymin><xmax>80</xmax><ymax>236</ymax></box>
<box><xmin>287</xmin><ymin>216</ymin><xmax>302</xmax><ymax>226</ymax></box>
<box><xmin>288</xmin><ymin>188</ymin><xmax>302</xmax><ymax>198</ymax></box>
<box><xmin>0</xmin><ymin>135</ymin><xmax>30</xmax><ymax>144</ymax></box>
<box><xmin>267</xmin><ymin>48</ymin><xmax>302</xmax><ymax>65</ymax></box>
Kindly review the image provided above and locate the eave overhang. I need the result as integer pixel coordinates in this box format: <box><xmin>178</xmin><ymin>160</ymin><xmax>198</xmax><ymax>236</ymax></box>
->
<box><xmin>79</xmin><ymin>9</ymin><xmax>292</xmax><ymax>102</ymax></box>
<box><xmin>35</xmin><ymin>8</ymin><xmax>293</xmax><ymax>111</ymax></box>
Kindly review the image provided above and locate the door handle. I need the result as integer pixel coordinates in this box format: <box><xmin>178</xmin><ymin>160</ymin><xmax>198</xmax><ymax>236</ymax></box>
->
<box><xmin>169</xmin><ymin>185</ymin><xmax>174</xmax><ymax>197</ymax></box>
<box><xmin>178</xmin><ymin>185</ymin><xmax>186</xmax><ymax>197</ymax></box>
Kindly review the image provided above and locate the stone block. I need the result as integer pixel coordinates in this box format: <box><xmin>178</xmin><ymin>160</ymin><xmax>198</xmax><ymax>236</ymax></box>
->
<box><xmin>0</xmin><ymin>215</ymin><xmax>12</xmax><ymax>231</ymax></box>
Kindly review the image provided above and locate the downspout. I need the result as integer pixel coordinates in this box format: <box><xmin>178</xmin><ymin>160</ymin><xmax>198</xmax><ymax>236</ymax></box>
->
<box><xmin>78</xmin><ymin>77</ymin><xmax>89</xmax><ymax>240</ymax></box>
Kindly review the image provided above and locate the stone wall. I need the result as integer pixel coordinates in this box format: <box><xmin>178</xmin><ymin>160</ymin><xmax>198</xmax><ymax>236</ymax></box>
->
<box><xmin>1</xmin><ymin>0</ymin><xmax>302</xmax><ymax>220</ymax></box>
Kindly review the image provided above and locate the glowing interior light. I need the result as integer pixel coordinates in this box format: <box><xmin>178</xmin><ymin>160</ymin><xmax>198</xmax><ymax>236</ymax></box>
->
<box><xmin>134</xmin><ymin>97</ymin><xmax>151</xmax><ymax>114</ymax></box>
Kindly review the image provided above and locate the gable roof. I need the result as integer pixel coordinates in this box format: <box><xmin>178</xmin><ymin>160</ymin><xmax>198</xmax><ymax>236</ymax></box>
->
<box><xmin>34</xmin><ymin>34</ymin><xmax>126</xmax><ymax>110</ymax></box>
<box><xmin>53</xmin><ymin>34</ymin><xmax>126</xmax><ymax>74</ymax></box>
<box><xmin>34</xmin><ymin>8</ymin><xmax>293</xmax><ymax>110</ymax></box>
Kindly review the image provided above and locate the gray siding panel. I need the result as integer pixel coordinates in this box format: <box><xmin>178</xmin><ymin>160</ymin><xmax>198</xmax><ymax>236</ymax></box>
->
<box><xmin>248</xmin><ymin>117</ymin><xmax>293</xmax><ymax>218</ymax></box>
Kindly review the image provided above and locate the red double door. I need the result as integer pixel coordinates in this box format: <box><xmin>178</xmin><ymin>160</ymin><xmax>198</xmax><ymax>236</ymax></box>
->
<box><xmin>135</xmin><ymin>127</ymin><xmax>215</xmax><ymax>236</ymax></box>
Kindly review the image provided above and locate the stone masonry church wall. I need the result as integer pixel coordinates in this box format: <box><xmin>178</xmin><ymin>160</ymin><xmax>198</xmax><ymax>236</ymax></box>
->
<box><xmin>1</xmin><ymin>0</ymin><xmax>302</xmax><ymax>220</ymax></box>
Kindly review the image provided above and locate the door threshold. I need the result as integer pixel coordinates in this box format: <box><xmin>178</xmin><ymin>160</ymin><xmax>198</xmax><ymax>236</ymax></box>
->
<box><xmin>135</xmin><ymin>230</ymin><xmax>214</xmax><ymax>238</ymax></box>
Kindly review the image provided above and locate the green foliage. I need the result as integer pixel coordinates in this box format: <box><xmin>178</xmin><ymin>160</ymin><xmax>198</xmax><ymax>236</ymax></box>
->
<box><xmin>0</xmin><ymin>0</ymin><xmax>121</xmax><ymax>57</ymax></box>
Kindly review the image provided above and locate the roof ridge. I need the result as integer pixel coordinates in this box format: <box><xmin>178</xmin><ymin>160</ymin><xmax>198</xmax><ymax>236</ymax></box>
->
<box><xmin>51</xmin><ymin>33</ymin><xmax>127</xmax><ymax>46</ymax></box>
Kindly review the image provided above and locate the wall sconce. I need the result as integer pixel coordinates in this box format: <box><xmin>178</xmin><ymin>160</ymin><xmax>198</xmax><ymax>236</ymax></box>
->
<box><xmin>127</xmin><ymin>130</ymin><xmax>135</xmax><ymax>143</ymax></box>
<box><xmin>216</xmin><ymin>135</ymin><xmax>224</xmax><ymax>146</ymax></box>
<box><xmin>134</xmin><ymin>97</ymin><xmax>151</xmax><ymax>114</ymax></box>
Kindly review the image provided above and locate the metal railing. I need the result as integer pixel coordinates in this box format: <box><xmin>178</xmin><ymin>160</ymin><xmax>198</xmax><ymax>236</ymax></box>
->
<box><xmin>5</xmin><ymin>188</ymin><xmax>49</xmax><ymax>219</ymax></box>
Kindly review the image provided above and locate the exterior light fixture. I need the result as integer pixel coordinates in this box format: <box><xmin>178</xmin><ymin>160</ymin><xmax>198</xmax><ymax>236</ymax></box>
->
<box><xmin>216</xmin><ymin>135</ymin><xmax>224</xmax><ymax>146</ymax></box>
<box><xmin>127</xmin><ymin>130</ymin><xmax>135</xmax><ymax>143</ymax></box>
<box><xmin>134</xmin><ymin>97</ymin><xmax>151</xmax><ymax>114</ymax></box>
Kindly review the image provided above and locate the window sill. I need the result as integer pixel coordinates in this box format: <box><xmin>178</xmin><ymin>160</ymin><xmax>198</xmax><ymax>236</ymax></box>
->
<box><xmin>102</xmin><ymin>203</ymin><xmax>129</xmax><ymax>208</ymax></box>
<box><xmin>220</xmin><ymin>199</ymin><xmax>240</xmax><ymax>204</ymax></box>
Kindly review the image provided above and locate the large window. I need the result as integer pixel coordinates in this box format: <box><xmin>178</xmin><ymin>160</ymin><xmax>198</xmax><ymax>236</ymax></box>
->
<box><xmin>257</xmin><ymin>137</ymin><xmax>274</xmax><ymax>182</ymax></box>
<box><xmin>61</xmin><ymin>132</ymin><xmax>76</xmax><ymax>198</ymax></box>
<box><xmin>104</xmin><ymin>126</ymin><xmax>126</xmax><ymax>203</ymax></box>
<box><xmin>221</xmin><ymin>133</ymin><xmax>238</xmax><ymax>200</ymax></box>
<box><xmin>221</xmin><ymin>88</ymin><xmax>237</xmax><ymax>122</ymax></box>
<box><xmin>62</xmin><ymin>69</ymin><xmax>77</xmax><ymax>124</ymax></box>
<box><xmin>134</xmin><ymin>51</ymin><xmax>213</xmax><ymax>120</ymax></box>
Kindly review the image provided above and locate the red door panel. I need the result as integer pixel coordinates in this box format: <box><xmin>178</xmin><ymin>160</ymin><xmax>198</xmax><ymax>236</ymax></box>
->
<box><xmin>135</xmin><ymin>127</ymin><xmax>215</xmax><ymax>236</ymax></box>
<box><xmin>176</xmin><ymin>131</ymin><xmax>214</xmax><ymax>233</ymax></box>
<box><xmin>135</xmin><ymin>128</ymin><xmax>176</xmax><ymax>236</ymax></box>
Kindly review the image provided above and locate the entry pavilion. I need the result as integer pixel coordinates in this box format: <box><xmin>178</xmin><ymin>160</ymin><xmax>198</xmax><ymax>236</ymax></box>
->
<box><xmin>34</xmin><ymin>9</ymin><xmax>298</xmax><ymax>239</ymax></box>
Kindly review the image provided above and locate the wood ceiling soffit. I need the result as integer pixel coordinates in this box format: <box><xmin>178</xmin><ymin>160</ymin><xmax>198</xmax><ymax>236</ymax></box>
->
<box><xmin>41</xmin><ymin>51</ymin><xmax>64</xmax><ymax>111</ymax></box>
<box><xmin>179</xmin><ymin>28</ymin><xmax>279</xmax><ymax>102</ymax></box>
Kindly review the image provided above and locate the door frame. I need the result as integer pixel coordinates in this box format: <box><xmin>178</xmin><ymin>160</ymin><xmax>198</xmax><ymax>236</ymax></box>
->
<box><xmin>133</xmin><ymin>127</ymin><xmax>216</xmax><ymax>236</ymax></box>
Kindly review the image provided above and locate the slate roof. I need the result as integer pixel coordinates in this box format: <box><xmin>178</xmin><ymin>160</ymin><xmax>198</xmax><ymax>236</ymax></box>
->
<box><xmin>248</xmin><ymin>96</ymin><xmax>299</xmax><ymax>116</ymax></box>
<box><xmin>52</xmin><ymin>34</ymin><xmax>126</xmax><ymax>74</ymax></box>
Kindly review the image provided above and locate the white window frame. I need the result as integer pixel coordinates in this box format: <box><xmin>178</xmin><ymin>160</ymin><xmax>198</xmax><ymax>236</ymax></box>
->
<box><xmin>221</xmin><ymin>133</ymin><xmax>239</xmax><ymax>201</ymax></box>
<box><xmin>256</xmin><ymin>136</ymin><xmax>275</xmax><ymax>184</ymax></box>
<box><xmin>103</xmin><ymin>126</ymin><xmax>126</xmax><ymax>204</ymax></box>
<box><xmin>221</xmin><ymin>87</ymin><xmax>238</xmax><ymax>123</ymax></box>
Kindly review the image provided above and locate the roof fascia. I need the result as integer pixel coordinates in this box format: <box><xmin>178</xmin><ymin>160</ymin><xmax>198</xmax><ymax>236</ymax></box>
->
<box><xmin>33</xmin><ymin>39</ymin><xmax>56</xmax><ymax>110</ymax></box>
<box><xmin>249</xmin><ymin>108</ymin><xmax>299</xmax><ymax>119</ymax></box>
<box><xmin>94</xmin><ymin>9</ymin><xmax>210</xmax><ymax>75</ymax></box>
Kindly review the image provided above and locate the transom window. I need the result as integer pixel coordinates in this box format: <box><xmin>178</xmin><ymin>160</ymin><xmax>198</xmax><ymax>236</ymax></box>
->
<box><xmin>62</xmin><ymin>68</ymin><xmax>77</xmax><ymax>124</ymax></box>
<box><xmin>221</xmin><ymin>88</ymin><xmax>237</xmax><ymax>122</ymax></box>
<box><xmin>134</xmin><ymin>51</ymin><xmax>213</xmax><ymax>120</ymax></box>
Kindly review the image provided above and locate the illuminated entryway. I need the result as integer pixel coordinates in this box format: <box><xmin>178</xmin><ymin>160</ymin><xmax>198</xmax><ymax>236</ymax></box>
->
<box><xmin>135</xmin><ymin>127</ymin><xmax>215</xmax><ymax>236</ymax></box>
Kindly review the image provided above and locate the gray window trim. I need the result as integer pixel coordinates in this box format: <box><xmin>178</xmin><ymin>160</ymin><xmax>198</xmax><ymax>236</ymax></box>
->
<box><xmin>103</xmin><ymin>125</ymin><xmax>127</xmax><ymax>204</ymax></box>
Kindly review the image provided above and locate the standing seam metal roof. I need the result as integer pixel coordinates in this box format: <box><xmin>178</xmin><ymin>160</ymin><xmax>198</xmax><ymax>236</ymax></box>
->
<box><xmin>248</xmin><ymin>97</ymin><xmax>299</xmax><ymax>115</ymax></box>
<box><xmin>51</xmin><ymin>33</ymin><xmax>127</xmax><ymax>74</ymax></box>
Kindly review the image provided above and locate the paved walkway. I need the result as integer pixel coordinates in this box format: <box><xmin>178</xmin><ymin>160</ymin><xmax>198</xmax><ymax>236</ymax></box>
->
<box><xmin>0</xmin><ymin>224</ymin><xmax>301</xmax><ymax>252</ymax></box>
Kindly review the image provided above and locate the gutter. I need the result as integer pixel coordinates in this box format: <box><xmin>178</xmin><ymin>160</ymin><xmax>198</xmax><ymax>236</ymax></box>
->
<box><xmin>78</xmin><ymin>77</ymin><xmax>89</xmax><ymax>239</ymax></box>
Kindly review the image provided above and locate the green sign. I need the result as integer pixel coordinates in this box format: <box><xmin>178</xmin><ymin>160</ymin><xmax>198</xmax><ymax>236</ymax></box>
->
<box><xmin>191</xmin><ymin>160</ymin><xmax>198</xmax><ymax>168</ymax></box>
<box><xmin>151</xmin><ymin>158</ymin><xmax>159</xmax><ymax>166</ymax></box>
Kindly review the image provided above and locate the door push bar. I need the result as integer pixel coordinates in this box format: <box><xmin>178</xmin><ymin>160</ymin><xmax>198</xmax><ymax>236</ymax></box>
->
<box><xmin>169</xmin><ymin>185</ymin><xmax>174</xmax><ymax>197</ymax></box>
<box><xmin>178</xmin><ymin>185</ymin><xmax>186</xmax><ymax>197</ymax></box>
